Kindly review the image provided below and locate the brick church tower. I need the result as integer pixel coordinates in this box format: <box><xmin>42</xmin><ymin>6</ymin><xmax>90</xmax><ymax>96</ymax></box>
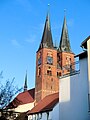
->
<box><xmin>57</xmin><ymin>16</ymin><xmax>75</xmax><ymax>76</ymax></box>
<box><xmin>35</xmin><ymin>13</ymin><xmax>75</xmax><ymax>104</ymax></box>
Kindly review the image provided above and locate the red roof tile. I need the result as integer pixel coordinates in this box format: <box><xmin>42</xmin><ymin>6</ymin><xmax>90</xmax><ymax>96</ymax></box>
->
<box><xmin>27</xmin><ymin>92</ymin><xmax>59</xmax><ymax>115</ymax></box>
<box><xmin>7</xmin><ymin>88</ymin><xmax>35</xmax><ymax>109</ymax></box>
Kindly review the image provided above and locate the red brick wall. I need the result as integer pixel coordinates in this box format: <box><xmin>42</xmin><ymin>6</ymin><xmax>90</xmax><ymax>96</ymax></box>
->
<box><xmin>35</xmin><ymin>48</ymin><xmax>75</xmax><ymax>104</ymax></box>
<box><xmin>35</xmin><ymin>48</ymin><xmax>59</xmax><ymax>103</ymax></box>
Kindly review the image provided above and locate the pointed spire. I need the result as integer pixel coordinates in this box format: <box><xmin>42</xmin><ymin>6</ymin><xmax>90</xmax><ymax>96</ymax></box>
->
<box><xmin>38</xmin><ymin>10</ymin><xmax>53</xmax><ymax>51</ymax></box>
<box><xmin>24</xmin><ymin>70</ymin><xmax>28</xmax><ymax>91</ymax></box>
<box><xmin>59</xmin><ymin>14</ymin><xmax>72</xmax><ymax>52</ymax></box>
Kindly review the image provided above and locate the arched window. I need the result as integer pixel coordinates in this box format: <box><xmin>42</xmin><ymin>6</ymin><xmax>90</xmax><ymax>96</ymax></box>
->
<box><xmin>57</xmin><ymin>72</ymin><xmax>61</xmax><ymax>77</ymax></box>
<box><xmin>47</xmin><ymin>67</ymin><xmax>52</xmax><ymax>76</ymax></box>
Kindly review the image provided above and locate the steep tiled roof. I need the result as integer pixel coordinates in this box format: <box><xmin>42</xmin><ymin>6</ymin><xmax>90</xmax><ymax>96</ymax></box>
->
<box><xmin>27</xmin><ymin>92</ymin><xmax>59</xmax><ymax>115</ymax></box>
<box><xmin>7</xmin><ymin>88</ymin><xmax>35</xmax><ymax>109</ymax></box>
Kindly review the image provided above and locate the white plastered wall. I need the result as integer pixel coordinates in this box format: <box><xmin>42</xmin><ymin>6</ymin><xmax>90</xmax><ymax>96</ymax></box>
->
<box><xmin>14</xmin><ymin>102</ymin><xmax>34</xmax><ymax>113</ymax></box>
<box><xmin>59</xmin><ymin>56</ymin><xmax>90</xmax><ymax>120</ymax></box>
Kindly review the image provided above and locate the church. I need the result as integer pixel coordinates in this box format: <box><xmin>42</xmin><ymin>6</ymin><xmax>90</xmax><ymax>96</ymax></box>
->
<box><xmin>34</xmin><ymin>12</ymin><xmax>74</xmax><ymax>104</ymax></box>
<box><xmin>7</xmin><ymin>11</ymin><xmax>75</xmax><ymax>119</ymax></box>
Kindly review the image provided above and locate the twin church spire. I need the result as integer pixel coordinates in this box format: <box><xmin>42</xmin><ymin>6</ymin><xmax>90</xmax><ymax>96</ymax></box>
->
<box><xmin>38</xmin><ymin>12</ymin><xmax>53</xmax><ymax>51</ymax></box>
<box><xmin>38</xmin><ymin>12</ymin><xmax>72</xmax><ymax>52</ymax></box>
<box><xmin>24</xmin><ymin>13</ymin><xmax>72</xmax><ymax>92</ymax></box>
<box><xmin>59</xmin><ymin>16</ymin><xmax>71</xmax><ymax>52</ymax></box>
<box><xmin>35</xmin><ymin>11</ymin><xmax>75</xmax><ymax>103</ymax></box>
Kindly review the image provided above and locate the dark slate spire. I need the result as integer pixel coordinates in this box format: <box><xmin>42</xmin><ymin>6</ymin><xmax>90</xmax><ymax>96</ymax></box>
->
<box><xmin>24</xmin><ymin>70</ymin><xmax>27</xmax><ymax>91</ymax></box>
<box><xmin>38</xmin><ymin>12</ymin><xmax>53</xmax><ymax>51</ymax></box>
<box><xmin>59</xmin><ymin>16</ymin><xmax>72</xmax><ymax>52</ymax></box>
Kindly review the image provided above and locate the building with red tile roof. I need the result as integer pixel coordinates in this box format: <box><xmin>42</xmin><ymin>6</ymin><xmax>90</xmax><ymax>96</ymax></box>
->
<box><xmin>7</xmin><ymin>88</ymin><xmax>35</xmax><ymax>109</ymax></box>
<box><xmin>27</xmin><ymin>92</ymin><xmax>59</xmax><ymax>115</ymax></box>
<box><xmin>27</xmin><ymin>92</ymin><xmax>59</xmax><ymax>120</ymax></box>
<box><xmin>7</xmin><ymin>88</ymin><xmax>35</xmax><ymax>113</ymax></box>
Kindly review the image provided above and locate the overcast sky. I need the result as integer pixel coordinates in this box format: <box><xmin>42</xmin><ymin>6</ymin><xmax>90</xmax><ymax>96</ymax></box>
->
<box><xmin>0</xmin><ymin>0</ymin><xmax>90</xmax><ymax>89</ymax></box>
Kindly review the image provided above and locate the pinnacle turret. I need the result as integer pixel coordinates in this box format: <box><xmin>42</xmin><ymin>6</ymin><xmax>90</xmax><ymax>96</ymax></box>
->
<box><xmin>24</xmin><ymin>71</ymin><xmax>28</xmax><ymax>91</ymax></box>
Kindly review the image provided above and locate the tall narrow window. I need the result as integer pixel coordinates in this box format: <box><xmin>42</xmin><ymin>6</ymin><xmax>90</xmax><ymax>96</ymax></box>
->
<box><xmin>38</xmin><ymin>67</ymin><xmax>41</xmax><ymax>76</ymax></box>
<box><xmin>47</xmin><ymin>67</ymin><xmax>52</xmax><ymax>76</ymax></box>
<box><xmin>38</xmin><ymin>58</ymin><xmax>41</xmax><ymax>65</ymax></box>
<box><xmin>57</xmin><ymin>72</ymin><xmax>61</xmax><ymax>77</ymax></box>
<box><xmin>38</xmin><ymin>52</ymin><xmax>41</xmax><ymax>65</ymax></box>
<box><xmin>66</xmin><ymin>56</ymin><xmax>71</xmax><ymax>65</ymax></box>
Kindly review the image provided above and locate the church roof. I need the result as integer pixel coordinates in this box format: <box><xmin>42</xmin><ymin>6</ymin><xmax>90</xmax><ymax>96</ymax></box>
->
<box><xmin>38</xmin><ymin>12</ymin><xmax>53</xmax><ymax>51</ymax></box>
<box><xmin>27</xmin><ymin>92</ymin><xmax>59</xmax><ymax>115</ymax></box>
<box><xmin>7</xmin><ymin>88</ymin><xmax>35</xmax><ymax>109</ymax></box>
<box><xmin>59</xmin><ymin>16</ymin><xmax>72</xmax><ymax>52</ymax></box>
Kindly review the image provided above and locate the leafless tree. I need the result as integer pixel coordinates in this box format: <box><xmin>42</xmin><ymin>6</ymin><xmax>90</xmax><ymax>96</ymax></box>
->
<box><xmin>0</xmin><ymin>71</ymin><xmax>22</xmax><ymax>109</ymax></box>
